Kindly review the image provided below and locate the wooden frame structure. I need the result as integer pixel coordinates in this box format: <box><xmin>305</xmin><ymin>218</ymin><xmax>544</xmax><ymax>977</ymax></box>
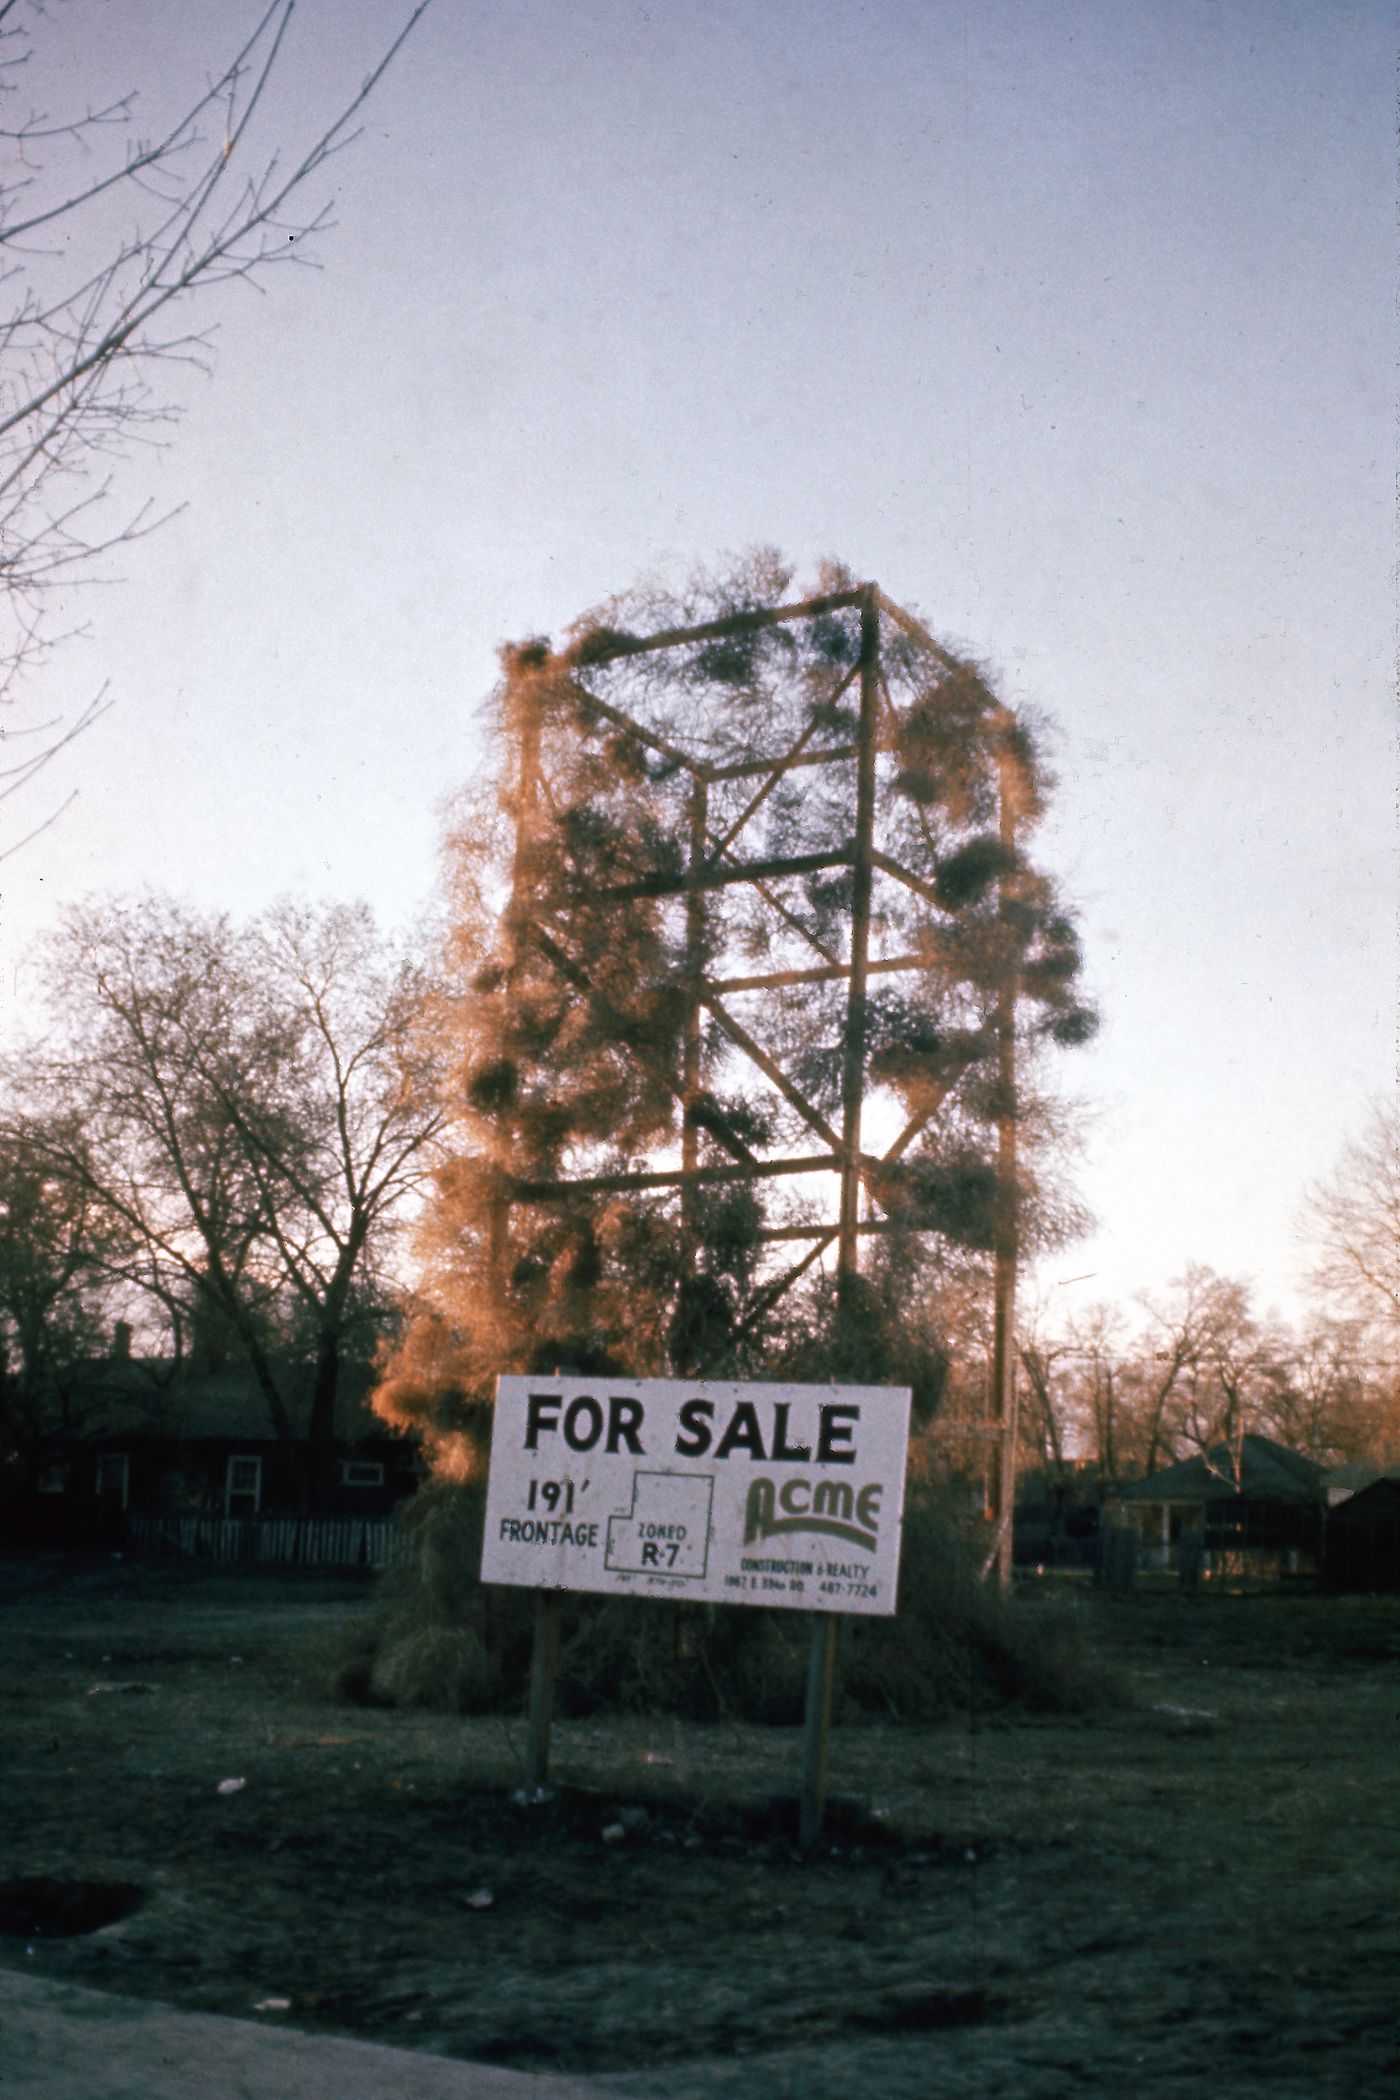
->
<box><xmin>490</xmin><ymin>579</ymin><xmax>1025</xmax><ymax>1581</ymax></box>
<box><xmin>484</xmin><ymin>575</ymin><xmax>1057</xmax><ymax>1833</ymax></box>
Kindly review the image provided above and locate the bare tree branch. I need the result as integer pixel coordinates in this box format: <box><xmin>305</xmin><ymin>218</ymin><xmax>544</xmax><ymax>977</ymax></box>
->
<box><xmin>5</xmin><ymin>893</ymin><xmax>446</xmax><ymax>1507</ymax></box>
<box><xmin>0</xmin><ymin>0</ymin><xmax>432</xmax><ymax>845</ymax></box>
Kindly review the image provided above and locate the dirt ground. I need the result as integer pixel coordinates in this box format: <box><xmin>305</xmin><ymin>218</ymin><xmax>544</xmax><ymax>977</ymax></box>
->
<box><xmin>1</xmin><ymin>1555</ymin><xmax>1396</xmax><ymax>2099</ymax></box>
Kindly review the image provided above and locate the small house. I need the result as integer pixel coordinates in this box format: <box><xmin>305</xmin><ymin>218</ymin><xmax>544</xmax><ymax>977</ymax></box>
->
<box><xmin>4</xmin><ymin>1352</ymin><xmax>420</xmax><ymax>1553</ymax></box>
<box><xmin>1114</xmin><ymin>1434</ymin><xmax>1325</xmax><ymax>1580</ymax></box>
<box><xmin>1324</xmin><ymin>1475</ymin><xmax>1400</xmax><ymax>1593</ymax></box>
<box><xmin>85</xmin><ymin>1360</ymin><xmax>420</xmax><ymax>1520</ymax></box>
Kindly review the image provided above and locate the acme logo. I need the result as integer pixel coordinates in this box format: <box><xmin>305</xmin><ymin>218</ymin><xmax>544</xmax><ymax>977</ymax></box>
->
<box><xmin>743</xmin><ymin>1476</ymin><xmax>883</xmax><ymax>1554</ymax></box>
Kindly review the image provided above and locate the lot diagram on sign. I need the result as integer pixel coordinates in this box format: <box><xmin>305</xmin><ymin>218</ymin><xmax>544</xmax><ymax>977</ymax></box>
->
<box><xmin>605</xmin><ymin>1470</ymin><xmax>713</xmax><ymax>1577</ymax></box>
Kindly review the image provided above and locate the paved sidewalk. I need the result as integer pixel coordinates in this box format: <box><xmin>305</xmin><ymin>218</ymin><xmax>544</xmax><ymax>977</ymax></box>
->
<box><xmin>0</xmin><ymin>1970</ymin><xmax>631</xmax><ymax>2100</ymax></box>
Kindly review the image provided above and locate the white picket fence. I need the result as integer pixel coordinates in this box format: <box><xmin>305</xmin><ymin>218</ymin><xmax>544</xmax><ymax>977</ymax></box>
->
<box><xmin>127</xmin><ymin>1512</ymin><xmax>413</xmax><ymax>1568</ymax></box>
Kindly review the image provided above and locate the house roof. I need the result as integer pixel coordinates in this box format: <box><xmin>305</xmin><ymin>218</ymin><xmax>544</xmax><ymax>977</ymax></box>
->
<box><xmin>1328</xmin><ymin>1476</ymin><xmax>1400</xmax><ymax>1525</ymax></box>
<box><xmin>84</xmin><ymin>1359</ymin><xmax>398</xmax><ymax>1445</ymax></box>
<box><xmin>1323</xmin><ymin>1459</ymin><xmax>1400</xmax><ymax>1494</ymax></box>
<box><xmin>1119</xmin><ymin>1434</ymin><xmax>1324</xmax><ymax>1505</ymax></box>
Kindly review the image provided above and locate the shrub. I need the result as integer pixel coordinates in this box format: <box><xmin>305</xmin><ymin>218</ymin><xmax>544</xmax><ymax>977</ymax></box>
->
<box><xmin>843</xmin><ymin>1480</ymin><xmax>1119</xmax><ymax>1718</ymax></box>
<box><xmin>326</xmin><ymin>1477</ymin><xmax>1119</xmax><ymax>1725</ymax></box>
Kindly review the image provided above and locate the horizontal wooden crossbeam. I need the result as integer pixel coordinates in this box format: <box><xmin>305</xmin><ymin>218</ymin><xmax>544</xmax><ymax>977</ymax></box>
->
<box><xmin>757</xmin><ymin>1215</ymin><xmax>942</xmax><ymax>1243</ymax></box>
<box><xmin>599</xmin><ymin>848</ymin><xmax>851</xmax><ymax>904</ymax></box>
<box><xmin>710</xmin><ymin>952</ymin><xmax>928</xmax><ymax>994</ymax></box>
<box><xmin>510</xmin><ymin>1153</ymin><xmax>841</xmax><ymax>1201</ymax></box>
<box><xmin>703</xmin><ymin>701</ymin><xmax>838</xmax><ymax>864</ymax></box>
<box><xmin>570</xmin><ymin>586</ymin><xmax>868</xmax><ymax>666</ymax></box>
<box><xmin>507</xmin><ymin>1146</ymin><xmax>916</xmax><ymax>1208</ymax></box>
<box><xmin>707</xmin><ymin>741</ymin><xmax>865</xmax><ymax>784</ymax></box>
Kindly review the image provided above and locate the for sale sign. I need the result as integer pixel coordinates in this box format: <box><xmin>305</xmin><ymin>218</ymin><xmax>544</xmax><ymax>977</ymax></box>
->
<box><xmin>481</xmin><ymin>1376</ymin><xmax>911</xmax><ymax>1617</ymax></box>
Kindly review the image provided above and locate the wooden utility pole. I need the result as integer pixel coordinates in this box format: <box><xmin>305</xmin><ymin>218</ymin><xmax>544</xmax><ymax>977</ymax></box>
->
<box><xmin>496</xmin><ymin>663</ymin><xmax>565</xmax><ymax>1789</ymax></box>
<box><xmin>986</xmin><ymin>722</ymin><xmax>1022</xmax><ymax>1592</ymax></box>
<box><xmin>800</xmin><ymin>585</ymin><xmax>881</xmax><ymax>1849</ymax></box>
<box><xmin>524</xmin><ymin>1589</ymin><xmax>562</xmax><ymax>1792</ymax></box>
<box><xmin>680</xmin><ymin>774</ymin><xmax>710</xmax><ymax>1252</ymax></box>
<box><xmin>834</xmin><ymin>587</ymin><xmax>880</xmax><ymax>1300</ymax></box>
<box><xmin>489</xmin><ymin>658</ymin><xmax>545</xmax><ymax>1285</ymax></box>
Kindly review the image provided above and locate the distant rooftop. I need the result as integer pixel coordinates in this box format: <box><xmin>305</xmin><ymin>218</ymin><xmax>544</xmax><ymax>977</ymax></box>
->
<box><xmin>82</xmin><ymin>1356</ymin><xmax>392</xmax><ymax>1444</ymax></box>
<box><xmin>1119</xmin><ymin>1434</ymin><xmax>1324</xmax><ymax>1504</ymax></box>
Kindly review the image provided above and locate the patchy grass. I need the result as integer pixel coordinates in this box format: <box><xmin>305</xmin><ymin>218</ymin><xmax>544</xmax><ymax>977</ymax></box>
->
<box><xmin>0</xmin><ymin>1557</ymin><xmax>1397</xmax><ymax>2098</ymax></box>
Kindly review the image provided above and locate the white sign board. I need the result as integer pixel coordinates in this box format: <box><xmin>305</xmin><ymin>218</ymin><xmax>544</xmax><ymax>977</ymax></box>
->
<box><xmin>481</xmin><ymin>1376</ymin><xmax>911</xmax><ymax>1618</ymax></box>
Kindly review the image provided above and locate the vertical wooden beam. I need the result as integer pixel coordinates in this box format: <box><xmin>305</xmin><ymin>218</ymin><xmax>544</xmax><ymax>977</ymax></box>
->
<box><xmin>680</xmin><ymin>775</ymin><xmax>710</xmax><ymax>1236</ymax></box>
<box><xmin>987</xmin><ymin>721</ymin><xmax>1022</xmax><ymax>1593</ymax></box>
<box><xmin>802</xmin><ymin>588</ymin><xmax>880</xmax><ymax>1850</ymax></box>
<box><xmin>836</xmin><ymin>587</ymin><xmax>881</xmax><ymax>1305</ymax></box>
<box><xmin>799</xmin><ymin>1611</ymin><xmax>839</xmax><ymax>1849</ymax></box>
<box><xmin>490</xmin><ymin>657</ymin><xmax>546</xmax><ymax>1289</ymax></box>
<box><xmin>524</xmin><ymin>1587</ymin><xmax>561</xmax><ymax>1793</ymax></box>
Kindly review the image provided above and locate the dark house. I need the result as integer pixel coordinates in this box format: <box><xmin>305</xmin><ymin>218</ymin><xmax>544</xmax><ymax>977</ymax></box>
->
<box><xmin>1115</xmin><ymin>1434</ymin><xmax>1325</xmax><ymax>1579</ymax></box>
<box><xmin>5</xmin><ymin>1354</ymin><xmax>420</xmax><ymax>1547</ymax></box>
<box><xmin>1325</xmin><ymin>1475</ymin><xmax>1400</xmax><ymax>1593</ymax></box>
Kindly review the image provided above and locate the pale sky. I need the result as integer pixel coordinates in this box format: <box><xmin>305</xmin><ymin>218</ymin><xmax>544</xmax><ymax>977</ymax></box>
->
<box><xmin>0</xmin><ymin>0</ymin><xmax>1392</xmax><ymax>1329</ymax></box>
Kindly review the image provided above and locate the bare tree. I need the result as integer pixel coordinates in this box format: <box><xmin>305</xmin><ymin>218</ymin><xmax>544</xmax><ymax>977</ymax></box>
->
<box><xmin>7</xmin><ymin>894</ymin><xmax>445</xmax><ymax>1507</ymax></box>
<box><xmin>0</xmin><ymin>1114</ymin><xmax>129</xmax><ymax>1488</ymax></box>
<box><xmin>1258</xmin><ymin>1317</ymin><xmax>1381</xmax><ymax>1468</ymax></box>
<box><xmin>1303</xmin><ymin>1103</ymin><xmax>1400</xmax><ymax>1360</ymax></box>
<box><xmin>1140</xmin><ymin>1267</ymin><xmax>1290</xmax><ymax>1482</ymax></box>
<box><xmin>1134</xmin><ymin>1263</ymin><xmax>1232</xmax><ymax>1476</ymax></box>
<box><xmin>229</xmin><ymin>901</ymin><xmax>448</xmax><ymax>1503</ymax></box>
<box><xmin>1016</xmin><ymin>1250</ymin><xmax>1395</xmax><ymax>1502</ymax></box>
<box><xmin>0</xmin><ymin>0</ymin><xmax>430</xmax><ymax>850</ymax></box>
<box><xmin>1018</xmin><ymin>1298</ymin><xmax>1166</xmax><ymax>1499</ymax></box>
<box><xmin>1062</xmin><ymin>1301</ymin><xmax>1136</xmax><ymax>1495</ymax></box>
<box><xmin>1017</xmin><ymin>1313</ymin><xmax>1077</xmax><ymax>1504</ymax></box>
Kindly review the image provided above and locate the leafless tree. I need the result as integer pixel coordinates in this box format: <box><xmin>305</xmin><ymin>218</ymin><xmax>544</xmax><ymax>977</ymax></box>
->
<box><xmin>1302</xmin><ymin>1102</ymin><xmax>1400</xmax><ymax>1363</ymax></box>
<box><xmin>1136</xmin><ymin>1267</ymin><xmax>1292</xmax><ymax>1482</ymax></box>
<box><xmin>0</xmin><ymin>1114</ymin><xmax>129</xmax><ymax>1486</ymax></box>
<box><xmin>1257</xmin><ymin>1317</ymin><xmax>1377</xmax><ymax>1468</ymax></box>
<box><xmin>1017</xmin><ymin>1313</ymin><xmax>1077</xmax><ymax>1502</ymax></box>
<box><xmin>1019</xmin><ymin>1296</ymin><xmax>1179</xmax><ymax>1497</ymax></box>
<box><xmin>0</xmin><ymin>0</ymin><xmax>430</xmax><ymax>851</ymax></box>
<box><xmin>1018</xmin><ymin>1256</ymin><xmax>1395</xmax><ymax>1502</ymax></box>
<box><xmin>1134</xmin><ymin>1263</ymin><xmax>1238</xmax><ymax>1476</ymax></box>
<box><xmin>7</xmin><ymin>894</ymin><xmax>446</xmax><ymax>1507</ymax></box>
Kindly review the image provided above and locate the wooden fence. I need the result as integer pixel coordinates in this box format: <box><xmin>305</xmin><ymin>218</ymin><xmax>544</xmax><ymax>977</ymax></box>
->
<box><xmin>127</xmin><ymin>1512</ymin><xmax>414</xmax><ymax>1569</ymax></box>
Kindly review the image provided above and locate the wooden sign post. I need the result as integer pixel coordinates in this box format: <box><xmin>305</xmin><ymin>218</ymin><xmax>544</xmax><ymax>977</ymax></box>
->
<box><xmin>484</xmin><ymin>1373</ymin><xmax>910</xmax><ymax>1837</ymax></box>
<box><xmin>524</xmin><ymin>1589</ymin><xmax>562</xmax><ymax>1793</ymax></box>
<box><xmin>799</xmin><ymin>1612</ymin><xmax>839</xmax><ymax>1848</ymax></box>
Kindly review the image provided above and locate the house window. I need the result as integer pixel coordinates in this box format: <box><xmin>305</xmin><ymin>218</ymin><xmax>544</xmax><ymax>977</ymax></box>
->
<box><xmin>340</xmin><ymin>1460</ymin><xmax>385</xmax><ymax>1489</ymax></box>
<box><xmin>225</xmin><ymin>1455</ymin><xmax>262</xmax><ymax>1517</ymax></box>
<box><xmin>96</xmin><ymin>1453</ymin><xmax>130</xmax><ymax>1510</ymax></box>
<box><xmin>37</xmin><ymin>1461</ymin><xmax>69</xmax><ymax>1495</ymax></box>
